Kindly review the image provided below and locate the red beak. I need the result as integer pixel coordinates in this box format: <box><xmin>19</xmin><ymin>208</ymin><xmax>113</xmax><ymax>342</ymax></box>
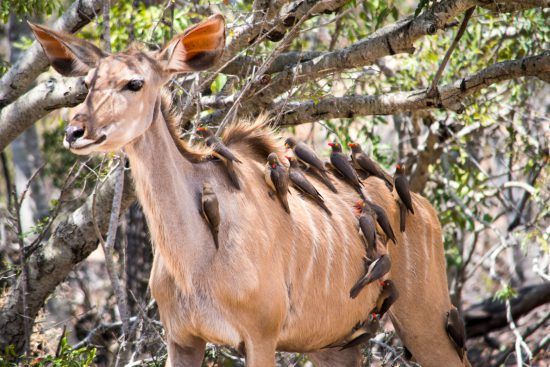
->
<box><xmin>347</xmin><ymin>143</ymin><xmax>354</xmax><ymax>148</ymax></box>
<box><xmin>271</xmin><ymin>164</ymin><xmax>276</xmax><ymax>168</ymax></box>
<box><xmin>328</xmin><ymin>143</ymin><xmax>335</xmax><ymax>147</ymax></box>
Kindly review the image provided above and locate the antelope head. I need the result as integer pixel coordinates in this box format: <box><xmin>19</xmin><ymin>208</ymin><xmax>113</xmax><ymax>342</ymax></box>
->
<box><xmin>30</xmin><ymin>15</ymin><xmax>225</xmax><ymax>155</ymax></box>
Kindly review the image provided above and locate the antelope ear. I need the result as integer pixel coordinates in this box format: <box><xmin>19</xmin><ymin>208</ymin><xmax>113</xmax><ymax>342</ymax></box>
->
<box><xmin>28</xmin><ymin>22</ymin><xmax>107</xmax><ymax>77</ymax></box>
<box><xmin>157</xmin><ymin>14</ymin><xmax>225</xmax><ymax>74</ymax></box>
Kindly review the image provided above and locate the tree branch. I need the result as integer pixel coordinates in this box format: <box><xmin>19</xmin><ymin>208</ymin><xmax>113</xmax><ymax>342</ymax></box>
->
<box><xmin>464</xmin><ymin>283</ymin><xmax>550</xmax><ymax>338</ymax></box>
<box><xmin>0</xmin><ymin>170</ymin><xmax>135</xmax><ymax>354</ymax></box>
<box><xmin>273</xmin><ymin>52</ymin><xmax>549</xmax><ymax>126</ymax></box>
<box><xmin>0</xmin><ymin>76</ymin><xmax>88</xmax><ymax>153</ymax></box>
<box><xmin>474</xmin><ymin>0</ymin><xmax>550</xmax><ymax>12</ymax></box>
<box><xmin>0</xmin><ymin>0</ymin><xmax>102</xmax><ymax>108</ymax></box>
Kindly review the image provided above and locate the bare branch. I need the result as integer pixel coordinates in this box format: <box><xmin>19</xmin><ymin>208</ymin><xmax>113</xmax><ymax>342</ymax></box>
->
<box><xmin>273</xmin><ymin>52</ymin><xmax>549</xmax><ymax>126</ymax></box>
<box><xmin>0</xmin><ymin>0</ymin><xmax>102</xmax><ymax>107</ymax></box>
<box><xmin>0</xmin><ymin>169</ymin><xmax>135</xmax><ymax>354</ymax></box>
<box><xmin>0</xmin><ymin>76</ymin><xmax>88</xmax><ymax>152</ymax></box>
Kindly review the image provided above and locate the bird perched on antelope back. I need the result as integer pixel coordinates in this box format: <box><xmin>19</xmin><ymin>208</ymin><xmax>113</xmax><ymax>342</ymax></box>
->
<box><xmin>355</xmin><ymin>200</ymin><xmax>397</xmax><ymax>245</ymax></box>
<box><xmin>265</xmin><ymin>153</ymin><xmax>291</xmax><ymax>214</ymax></box>
<box><xmin>350</xmin><ymin>255</ymin><xmax>391</xmax><ymax>299</ymax></box>
<box><xmin>394</xmin><ymin>163</ymin><xmax>414</xmax><ymax>232</ymax></box>
<box><xmin>197</xmin><ymin>126</ymin><xmax>242</xmax><ymax>190</ymax></box>
<box><xmin>348</xmin><ymin>142</ymin><xmax>393</xmax><ymax>191</ymax></box>
<box><xmin>446</xmin><ymin>306</ymin><xmax>467</xmax><ymax>361</ymax></box>
<box><xmin>287</xmin><ymin>156</ymin><xmax>332</xmax><ymax>215</ymax></box>
<box><xmin>356</xmin><ymin>203</ymin><xmax>377</xmax><ymax>260</ymax></box>
<box><xmin>200</xmin><ymin>182</ymin><xmax>221</xmax><ymax>249</ymax></box>
<box><xmin>285</xmin><ymin>137</ymin><xmax>338</xmax><ymax>193</ymax></box>
<box><xmin>328</xmin><ymin>141</ymin><xmax>363</xmax><ymax>196</ymax></box>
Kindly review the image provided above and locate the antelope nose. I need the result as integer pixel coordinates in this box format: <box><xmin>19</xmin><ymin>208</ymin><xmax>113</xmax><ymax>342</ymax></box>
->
<box><xmin>65</xmin><ymin>125</ymin><xmax>85</xmax><ymax>144</ymax></box>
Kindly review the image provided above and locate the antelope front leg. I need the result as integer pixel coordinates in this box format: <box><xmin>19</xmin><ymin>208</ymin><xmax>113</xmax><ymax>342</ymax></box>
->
<box><xmin>165</xmin><ymin>336</ymin><xmax>206</xmax><ymax>367</ymax></box>
<box><xmin>243</xmin><ymin>338</ymin><xmax>277</xmax><ymax>367</ymax></box>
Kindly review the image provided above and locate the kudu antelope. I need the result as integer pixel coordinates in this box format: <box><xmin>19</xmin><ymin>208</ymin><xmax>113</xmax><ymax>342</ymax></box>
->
<box><xmin>31</xmin><ymin>15</ymin><xmax>470</xmax><ymax>367</ymax></box>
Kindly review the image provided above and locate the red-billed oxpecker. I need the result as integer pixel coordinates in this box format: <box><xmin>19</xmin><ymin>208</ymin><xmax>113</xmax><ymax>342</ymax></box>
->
<box><xmin>355</xmin><ymin>200</ymin><xmax>397</xmax><ymax>245</ymax></box>
<box><xmin>446</xmin><ymin>307</ymin><xmax>467</xmax><ymax>362</ymax></box>
<box><xmin>200</xmin><ymin>182</ymin><xmax>221</xmax><ymax>249</ymax></box>
<box><xmin>370</xmin><ymin>279</ymin><xmax>398</xmax><ymax>318</ymax></box>
<box><xmin>197</xmin><ymin>126</ymin><xmax>242</xmax><ymax>189</ymax></box>
<box><xmin>394</xmin><ymin>163</ymin><xmax>414</xmax><ymax>232</ymax></box>
<box><xmin>349</xmin><ymin>254</ymin><xmax>391</xmax><ymax>299</ymax></box>
<box><xmin>287</xmin><ymin>156</ymin><xmax>332</xmax><ymax>215</ymax></box>
<box><xmin>285</xmin><ymin>137</ymin><xmax>338</xmax><ymax>193</ymax></box>
<box><xmin>328</xmin><ymin>141</ymin><xmax>363</xmax><ymax>196</ymax></box>
<box><xmin>348</xmin><ymin>142</ymin><xmax>393</xmax><ymax>191</ymax></box>
<box><xmin>265</xmin><ymin>153</ymin><xmax>291</xmax><ymax>214</ymax></box>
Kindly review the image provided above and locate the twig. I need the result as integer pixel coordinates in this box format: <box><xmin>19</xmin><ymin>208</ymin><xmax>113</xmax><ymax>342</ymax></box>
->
<box><xmin>493</xmin><ymin>311</ymin><xmax>550</xmax><ymax>365</ymax></box>
<box><xmin>427</xmin><ymin>6</ymin><xmax>475</xmax><ymax>97</ymax></box>
<box><xmin>0</xmin><ymin>151</ymin><xmax>11</xmax><ymax>209</ymax></box>
<box><xmin>103</xmin><ymin>0</ymin><xmax>112</xmax><ymax>53</ymax></box>
<box><xmin>98</xmin><ymin>155</ymin><xmax>131</xmax><ymax>339</ymax></box>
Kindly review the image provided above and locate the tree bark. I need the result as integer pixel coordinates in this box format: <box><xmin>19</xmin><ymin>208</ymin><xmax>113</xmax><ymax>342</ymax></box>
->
<box><xmin>0</xmin><ymin>172</ymin><xmax>135</xmax><ymax>355</ymax></box>
<box><xmin>464</xmin><ymin>283</ymin><xmax>550</xmax><ymax>338</ymax></box>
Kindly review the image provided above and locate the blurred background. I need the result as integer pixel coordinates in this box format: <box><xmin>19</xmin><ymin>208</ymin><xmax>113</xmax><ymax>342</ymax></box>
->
<box><xmin>0</xmin><ymin>0</ymin><xmax>548</xmax><ymax>366</ymax></box>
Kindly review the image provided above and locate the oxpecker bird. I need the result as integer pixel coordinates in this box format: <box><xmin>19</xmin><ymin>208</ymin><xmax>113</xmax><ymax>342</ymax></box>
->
<box><xmin>200</xmin><ymin>182</ymin><xmax>221</xmax><ymax>249</ymax></box>
<box><xmin>285</xmin><ymin>137</ymin><xmax>338</xmax><ymax>193</ymax></box>
<box><xmin>328</xmin><ymin>142</ymin><xmax>363</xmax><ymax>196</ymax></box>
<box><xmin>394</xmin><ymin>163</ymin><xmax>414</xmax><ymax>232</ymax></box>
<box><xmin>350</xmin><ymin>255</ymin><xmax>391</xmax><ymax>299</ymax></box>
<box><xmin>371</xmin><ymin>280</ymin><xmax>398</xmax><ymax>318</ymax></box>
<box><xmin>358</xmin><ymin>206</ymin><xmax>377</xmax><ymax>260</ymax></box>
<box><xmin>355</xmin><ymin>200</ymin><xmax>397</xmax><ymax>245</ymax></box>
<box><xmin>287</xmin><ymin>156</ymin><xmax>332</xmax><ymax>215</ymax></box>
<box><xmin>339</xmin><ymin>314</ymin><xmax>380</xmax><ymax>350</ymax></box>
<box><xmin>446</xmin><ymin>307</ymin><xmax>467</xmax><ymax>361</ymax></box>
<box><xmin>197</xmin><ymin>126</ymin><xmax>242</xmax><ymax>189</ymax></box>
<box><xmin>348</xmin><ymin>142</ymin><xmax>393</xmax><ymax>190</ymax></box>
<box><xmin>369</xmin><ymin>202</ymin><xmax>397</xmax><ymax>245</ymax></box>
<box><xmin>265</xmin><ymin>153</ymin><xmax>291</xmax><ymax>214</ymax></box>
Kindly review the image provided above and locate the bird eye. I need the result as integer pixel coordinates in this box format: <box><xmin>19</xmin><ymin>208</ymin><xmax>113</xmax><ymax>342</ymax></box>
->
<box><xmin>125</xmin><ymin>79</ymin><xmax>144</xmax><ymax>92</ymax></box>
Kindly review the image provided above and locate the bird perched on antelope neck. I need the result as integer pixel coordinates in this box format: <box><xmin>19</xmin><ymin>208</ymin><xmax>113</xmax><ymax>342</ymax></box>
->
<box><xmin>328</xmin><ymin>142</ymin><xmax>363</xmax><ymax>196</ymax></box>
<box><xmin>265</xmin><ymin>153</ymin><xmax>291</xmax><ymax>214</ymax></box>
<box><xmin>370</xmin><ymin>280</ymin><xmax>398</xmax><ymax>318</ymax></box>
<box><xmin>350</xmin><ymin>255</ymin><xmax>391</xmax><ymax>299</ymax></box>
<box><xmin>200</xmin><ymin>182</ymin><xmax>221</xmax><ymax>250</ymax></box>
<box><xmin>446</xmin><ymin>307</ymin><xmax>467</xmax><ymax>362</ymax></box>
<box><xmin>348</xmin><ymin>142</ymin><xmax>393</xmax><ymax>191</ymax></box>
<box><xmin>285</xmin><ymin>137</ymin><xmax>338</xmax><ymax>193</ymax></box>
<box><xmin>394</xmin><ymin>163</ymin><xmax>414</xmax><ymax>232</ymax></box>
<box><xmin>197</xmin><ymin>126</ymin><xmax>242</xmax><ymax>190</ymax></box>
<box><xmin>287</xmin><ymin>156</ymin><xmax>332</xmax><ymax>215</ymax></box>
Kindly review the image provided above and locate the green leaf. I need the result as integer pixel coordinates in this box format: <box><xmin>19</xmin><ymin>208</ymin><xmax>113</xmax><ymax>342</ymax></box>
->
<box><xmin>210</xmin><ymin>74</ymin><xmax>228</xmax><ymax>95</ymax></box>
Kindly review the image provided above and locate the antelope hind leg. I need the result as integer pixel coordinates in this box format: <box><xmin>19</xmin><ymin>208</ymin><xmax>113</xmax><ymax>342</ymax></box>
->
<box><xmin>165</xmin><ymin>336</ymin><xmax>206</xmax><ymax>367</ymax></box>
<box><xmin>306</xmin><ymin>346</ymin><xmax>362</xmax><ymax>367</ymax></box>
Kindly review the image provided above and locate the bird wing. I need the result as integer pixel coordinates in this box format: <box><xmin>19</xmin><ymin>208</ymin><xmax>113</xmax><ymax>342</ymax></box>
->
<box><xmin>289</xmin><ymin>170</ymin><xmax>322</xmax><ymax>199</ymax></box>
<box><xmin>272</xmin><ymin>166</ymin><xmax>290</xmax><ymax>195</ymax></box>
<box><xmin>295</xmin><ymin>143</ymin><xmax>325</xmax><ymax>171</ymax></box>
<box><xmin>202</xmin><ymin>195</ymin><xmax>220</xmax><ymax>227</ymax></box>
<box><xmin>213</xmin><ymin>141</ymin><xmax>242</xmax><ymax>163</ymax></box>
<box><xmin>331</xmin><ymin>153</ymin><xmax>360</xmax><ymax>183</ymax></box>
<box><xmin>395</xmin><ymin>176</ymin><xmax>414</xmax><ymax>212</ymax></box>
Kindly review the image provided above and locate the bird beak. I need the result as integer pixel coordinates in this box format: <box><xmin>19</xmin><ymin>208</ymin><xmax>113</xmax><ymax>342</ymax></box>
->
<box><xmin>284</xmin><ymin>143</ymin><xmax>289</xmax><ymax>149</ymax></box>
<box><xmin>328</xmin><ymin>143</ymin><xmax>335</xmax><ymax>147</ymax></box>
<box><xmin>347</xmin><ymin>143</ymin><xmax>353</xmax><ymax>148</ymax></box>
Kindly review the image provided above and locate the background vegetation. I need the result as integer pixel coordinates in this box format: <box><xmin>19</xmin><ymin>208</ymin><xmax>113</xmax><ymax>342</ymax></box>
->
<box><xmin>0</xmin><ymin>0</ymin><xmax>548</xmax><ymax>366</ymax></box>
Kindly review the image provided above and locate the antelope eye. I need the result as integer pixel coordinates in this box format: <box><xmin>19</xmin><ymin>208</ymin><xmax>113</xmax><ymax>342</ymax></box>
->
<box><xmin>125</xmin><ymin>79</ymin><xmax>144</xmax><ymax>92</ymax></box>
